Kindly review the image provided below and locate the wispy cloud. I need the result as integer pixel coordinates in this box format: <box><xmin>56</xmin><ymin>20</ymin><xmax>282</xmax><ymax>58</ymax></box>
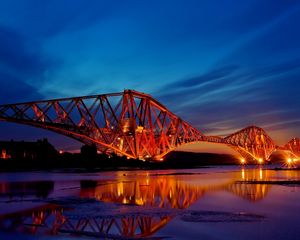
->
<box><xmin>162</xmin><ymin>65</ymin><xmax>239</xmax><ymax>90</ymax></box>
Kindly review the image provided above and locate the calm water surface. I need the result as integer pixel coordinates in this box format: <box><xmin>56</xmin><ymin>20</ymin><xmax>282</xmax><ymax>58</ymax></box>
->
<box><xmin>0</xmin><ymin>166</ymin><xmax>299</xmax><ymax>240</ymax></box>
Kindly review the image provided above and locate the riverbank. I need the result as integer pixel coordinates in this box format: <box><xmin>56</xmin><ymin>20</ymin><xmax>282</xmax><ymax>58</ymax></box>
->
<box><xmin>0</xmin><ymin>152</ymin><xmax>237</xmax><ymax>172</ymax></box>
<box><xmin>0</xmin><ymin>151</ymin><xmax>287</xmax><ymax>172</ymax></box>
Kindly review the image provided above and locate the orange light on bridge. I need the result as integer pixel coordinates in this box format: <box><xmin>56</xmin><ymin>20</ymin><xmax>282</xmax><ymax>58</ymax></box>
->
<box><xmin>285</xmin><ymin>158</ymin><xmax>296</xmax><ymax>169</ymax></box>
<box><xmin>240</xmin><ymin>158</ymin><xmax>246</xmax><ymax>165</ymax></box>
<box><xmin>258</xmin><ymin>158</ymin><xmax>263</xmax><ymax>164</ymax></box>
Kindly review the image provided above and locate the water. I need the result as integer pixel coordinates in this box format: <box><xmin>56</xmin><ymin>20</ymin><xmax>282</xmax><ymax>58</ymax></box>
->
<box><xmin>0</xmin><ymin>166</ymin><xmax>299</xmax><ymax>240</ymax></box>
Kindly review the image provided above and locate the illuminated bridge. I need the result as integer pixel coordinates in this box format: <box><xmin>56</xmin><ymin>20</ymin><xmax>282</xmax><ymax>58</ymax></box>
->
<box><xmin>0</xmin><ymin>89</ymin><xmax>299</xmax><ymax>162</ymax></box>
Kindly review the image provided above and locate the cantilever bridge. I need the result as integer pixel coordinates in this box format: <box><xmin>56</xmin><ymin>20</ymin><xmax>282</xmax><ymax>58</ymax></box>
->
<box><xmin>0</xmin><ymin>89</ymin><xmax>299</xmax><ymax>162</ymax></box>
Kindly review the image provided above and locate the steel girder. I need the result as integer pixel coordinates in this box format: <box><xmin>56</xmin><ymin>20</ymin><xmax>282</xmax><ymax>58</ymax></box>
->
<box><xmin>0</xmin><ymin>90</ymin><xmax>299</xmax><ymax>161</ymax></box>
<box><xmin>284</xmin><ymin>138</ymin><xmax>300</xmax><ymax>158</ymax></box>
<box><xmin>0</xmin><ymin>90</ymin><xmax>204</xmax><ymax>160</ymax></box>
<box><xmin>224</xmin><ymin>126</ymin><xmax>276</xmax><ymax>161</ymax></box>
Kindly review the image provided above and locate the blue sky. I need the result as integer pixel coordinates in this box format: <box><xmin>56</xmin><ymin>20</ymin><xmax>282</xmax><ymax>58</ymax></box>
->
<box><xmin>0</xmin><ymin>0</ymin><xmax>299</xmax><ymax>151</ymax></box>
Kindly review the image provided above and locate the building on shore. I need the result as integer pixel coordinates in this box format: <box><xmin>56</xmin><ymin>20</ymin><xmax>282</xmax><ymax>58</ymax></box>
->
<box><xmin>0</xmin><ymin>139</ymin><xmax>58</xmax><ymax>160</ymax></box>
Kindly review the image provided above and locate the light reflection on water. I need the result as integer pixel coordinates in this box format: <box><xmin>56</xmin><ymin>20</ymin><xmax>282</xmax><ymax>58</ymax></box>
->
<box><xmin>0</xmin><ymin>166</ymin><xmax>299</xmax><ymax>239</ymax></box>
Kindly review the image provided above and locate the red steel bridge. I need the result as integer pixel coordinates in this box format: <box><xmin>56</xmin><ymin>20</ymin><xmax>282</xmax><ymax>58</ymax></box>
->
<box><xmin>0</xmin><ymin>89</ymin><xmax>299</xmax><ymax>162</ymax></box>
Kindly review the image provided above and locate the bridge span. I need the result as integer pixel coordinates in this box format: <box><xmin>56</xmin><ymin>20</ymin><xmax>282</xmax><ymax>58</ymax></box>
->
<box><xmin>0</xmin><ymin>89</ymin><xmax>299</xmax><ymax>162</ymax></box>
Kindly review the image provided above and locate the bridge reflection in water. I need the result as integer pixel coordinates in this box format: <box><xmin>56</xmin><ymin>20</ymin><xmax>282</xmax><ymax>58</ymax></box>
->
<box><xmin>0</xmin><ymin>169</ymin><xmax>277</xmax><ymax>238</ymax></box>
<box><xmin>80</xmin><ymin>177</ymin><xmax>205</xmax><ymax>209</ymax></box>
<box><xmin>227</xmin><ymin>168</ymin><xmax>270</xmax><ymax>201</ymax></box>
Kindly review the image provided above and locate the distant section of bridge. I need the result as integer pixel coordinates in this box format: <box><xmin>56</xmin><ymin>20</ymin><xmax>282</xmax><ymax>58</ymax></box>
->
<box><xmin>0</xmin><ymin>89</ymin><xmax>299</xmax><ymax>162</ymax></box>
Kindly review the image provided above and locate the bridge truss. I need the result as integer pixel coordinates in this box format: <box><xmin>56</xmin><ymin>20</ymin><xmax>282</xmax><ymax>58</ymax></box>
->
<box><xmin>0</xmin><ymin>90</ymin><xmax>203</xmax><ymax>160</ymax></box>
<box><xmin>0</xmin><ymin>89</ymin><xmax>298</xmax><ymax>162</ymax></box>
